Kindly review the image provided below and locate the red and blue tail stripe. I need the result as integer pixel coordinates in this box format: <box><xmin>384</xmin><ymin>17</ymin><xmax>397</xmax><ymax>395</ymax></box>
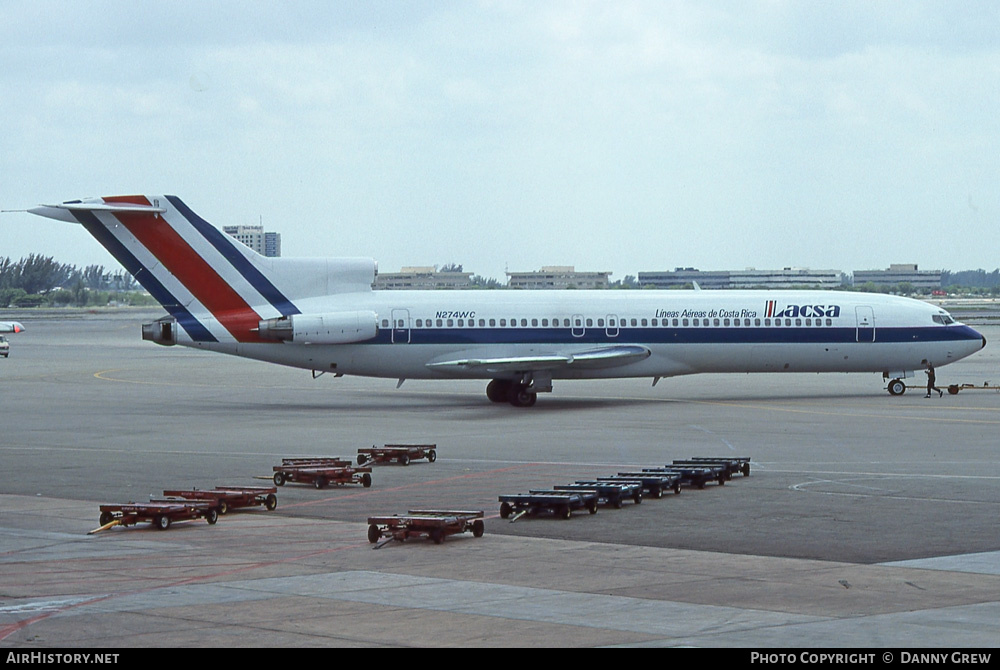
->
<box><xmin>66</xmin><ymin>195</ymin><xmax>301</xmax><ymax>343</ymax></box>
<box><xmin>72</xmin><ymin>207</ymin><xmax>219</xmax><ymax>342</ymax></box>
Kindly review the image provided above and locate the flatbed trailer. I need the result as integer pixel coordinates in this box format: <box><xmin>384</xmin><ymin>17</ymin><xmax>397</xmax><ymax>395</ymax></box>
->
<box><xmin>947</xmin><ymin>383</ymin><xmax>1000</xmax><ymax>395</ymax></box>
<box><xmin>555</xmin><ymin>482</ymin><xmax>643</xmax><ymax>508</ymax></box>
<box><xmin>499</xmin><ymin>490</ymin><xmax>599</xmax><ymax>521</ymax></box>
<box><xmin>160</xmin><ymin>486</ymin><xmax>278</xmax><ymax>514</ymax></box>
<box><xmin>357</xmin><ymin>444</ymin><xmax>437</xmax><ymax>466</ymax></box>
<box><xmin>272</xmin><ymin>463</ymin><xmax>373</xmax><ymax>489</ymax></box>
<box><xmin>600</xmin><ymin>473</ymin><xmax>682</xmax><ymax>497</ymax></box>
<box><xmin>682</xmin><ymin>457</ymin><xmax>751</xmax><ymax>477</ymax></box>
<box><xmin>366</xmin><ymin>510</ymin><xmax>484</xmax><ymax>546</ymax></box>
<box><xmin>642</xmin><ymin>466</ymin><xmax>723</xmax><ymax>489</ymax></box>
<box><xmin>281</xmin><ymin>457</ymin><xmax>353</xmax><ymax>467</ymax></box>
<box><xmin>95</xmin><ymin>501</ymin><xmax>218</xmax><ymax>532</ymax></box>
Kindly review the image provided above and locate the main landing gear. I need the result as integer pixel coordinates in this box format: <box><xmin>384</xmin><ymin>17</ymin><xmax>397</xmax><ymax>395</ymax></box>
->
<box><xmin>486</xmin><ymin>379</ymin><xmax>537</xmax><ymax>407</ymax></box>
<box><xmin>887</xmin><ymin>378</ymin><xmax>906</xmax><ymax>396</ymax></box>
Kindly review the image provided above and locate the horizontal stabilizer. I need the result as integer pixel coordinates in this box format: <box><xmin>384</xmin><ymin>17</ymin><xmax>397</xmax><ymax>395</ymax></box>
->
<box><xmin>427</xmin><ymin>345</ymin><xmax>650</xmax><ymax>374</ymax></box>
<box><xmin>29</xmin><ymin>200</ymin><xmax>166</xmax><ymax>223</ymax></box>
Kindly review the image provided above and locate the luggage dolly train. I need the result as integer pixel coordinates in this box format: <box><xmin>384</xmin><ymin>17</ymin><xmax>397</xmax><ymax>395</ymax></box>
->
<box><xmin>499</xmin><ymin>457</ymin><xmax>751</xmax><ymax>522</ymax></box>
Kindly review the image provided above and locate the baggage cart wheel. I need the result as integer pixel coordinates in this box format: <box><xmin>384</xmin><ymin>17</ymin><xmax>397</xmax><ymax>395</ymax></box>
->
<box><xmin>472</xmin><ymin>519</ymin><xmax>484</xmax><ymax>538</ymax></box>
<box><xmin>218</xmin><ymin>501</ymin><xmax>229</xmax><ymax>515</ymax></box>
<box><xmin>362</xmin><ymin>473</ymin><xmax>372</xmax><ymax>488</ymax></box>
<box><xmin>206</xmin><ymin>509</ymin><xmax>218</xmax><ymax>525</ymax></box>
<box><xmin>273</xmin><ymin>472</ymin><xmax>285</xmax><ymax>486</ymax></box>
<box><xmin>742</xmin><ymin>464</ymin><xmax>751</xmax><ymax>476</ymax></box>
<box><xmin>653</xmin><ymin>488</ymin><xmax>663</xmax><ymax>499</ymax></box>
<box><xmin>357</xmin><ymin>454</ymin><xmax>368</xmax><ymax>465</ymax></box>
<box><xmin>431</xmin><ymin>529</ymin><xmax>444</xmax><ymax>544</ymax></box>
<box><xmin>265</xmin><ymin>494</ymin><xmax>278</xmax><ymax>511</ymax></box>
<box><xmin>500</xmin><ymin>502</ymin><xmax>512</xmax><ymax>519</ymax></box>
<box><xmin>99</xmin><ymin>511</ymin><xmax>113</xmax><ymax>526</ymax></box>
<box><xmin>561</xmin><ymin>505</ymin><xmax>572</xmax><ymax>520</ymax></box>
<box><xmin>427</xmin><ymin>450</ymin><xmax>437</xmax><ymax>463</ymax></box>
<box><xmin>399</xmin><ymin>454</ymin><xmax>410</xmax><ymax>466</ymax></box>
<box><xmin>633</xmin><ymin>492</ymin><xmax>642</xmax><ymax>504</ymax></box>
<box><xmin>155</xmin><ymin>515</ymin><xmax>171</xmax><ymax>531</ymax></box>
<box><xmin>314</xmin><ymin>478</ymin><xmax>326</xmax><ymax>489</ymax></box>
<box><xmin>613</xmin><ymin>498</ymin><xmax>623</xmax><ymax>509</ymax></box>
<box><xmin>674</xmin><ymin>484</ymin><xmax>681</xmax><ymax>494</ymax></box>
<box><xmin>367</xmin><ymin>524</ymin><xmax>381</xmax><ymax>544</ymax></box>
<box><xmin>588</xmin><ymin>502</ymin><xmax>598</xmax><ymax>514</ymax></box>
<box><xmin>718</xmin><ymin>476</ymin><xmax>725</xmax><ymax>486</ymax></box>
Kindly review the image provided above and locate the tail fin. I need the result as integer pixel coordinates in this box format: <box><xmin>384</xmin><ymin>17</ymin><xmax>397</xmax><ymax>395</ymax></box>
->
<box><xmin>29</xmin><ymin>195</ymin><xmax>375</xmax><ymax>343</ymax></box>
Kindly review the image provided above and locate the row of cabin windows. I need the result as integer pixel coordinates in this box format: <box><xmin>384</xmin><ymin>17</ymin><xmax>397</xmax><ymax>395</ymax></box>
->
<box><xmin>381</xmin><ymin>317</ymin><xmax>837</xmax><ymax>329</ymax></box>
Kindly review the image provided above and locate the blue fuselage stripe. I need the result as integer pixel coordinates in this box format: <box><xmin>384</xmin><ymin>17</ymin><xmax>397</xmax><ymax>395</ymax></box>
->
<box><xmin>166</xmin><ymin>195</ymin><xmax>300</xmax><ymax>317</ymax></box>
<box><xmin>367</xmin><ymin>325</ymin><xmax>981</xmax><ymax>346</ymax></box>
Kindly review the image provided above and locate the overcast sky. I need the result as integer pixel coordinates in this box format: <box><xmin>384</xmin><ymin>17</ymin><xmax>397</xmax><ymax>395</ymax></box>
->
<box><xmin>2</xmin><ymin>1</ymin><xmax>998</xmax><ymax>281</ymax></box>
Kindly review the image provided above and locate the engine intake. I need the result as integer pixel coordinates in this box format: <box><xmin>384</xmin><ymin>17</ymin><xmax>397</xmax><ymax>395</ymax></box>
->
<box><xmin>257</xmin><ymin>311</ymin><xmax>378</xmax><ymax>344</ymax></box>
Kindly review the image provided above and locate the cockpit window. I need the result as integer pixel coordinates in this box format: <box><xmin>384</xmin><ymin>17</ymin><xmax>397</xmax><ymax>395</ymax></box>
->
<box><xmin>932</xmin><ymin>314</ymin><xmax>956</xmax><ymax>325</ymax></box>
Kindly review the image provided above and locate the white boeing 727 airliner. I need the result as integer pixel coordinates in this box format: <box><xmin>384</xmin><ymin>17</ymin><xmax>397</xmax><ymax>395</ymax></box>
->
<box><xmin>30</xmin><ymin>196</ymin><xmax>986</xmax><ymax>407</ymax></box>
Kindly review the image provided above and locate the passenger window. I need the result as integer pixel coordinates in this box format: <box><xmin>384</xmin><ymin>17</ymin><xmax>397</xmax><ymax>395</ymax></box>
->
<box><xmin>447</xmin><ymin>319</ymin><xmax>454</xmax><ymax>327</ymax></box>
<box><xmin>521</xmin><ymin>318</ymin><xmax>528</xmax><ymax>327</ymax></box>
<box><xmin>755</xmin><ymin>318</ymin><xmax>761</xmax><ymax>326</ymax></box>
<box><xmin>598</xmin><ymin>318</ymin><xmax>605</xmax><ymax>327</ymax></box>
<box><xmin>586</xmin><ymin>318</ymin><xmax>593</xmax><ymax>327</ymax></box>
<box><xmin>381</xmin><ymin>319</ymin><xmax>389</xmax><ymax>328</ymax></box>
<box><xmin>489</xmin><ymin>319</ymin><xmax>496</xmax><ymax>327</ymax></box>
<box><xmin>641</xmin><ymin>318</ymin><xmax>648</xmax><ymax>326</ymax></box>
<box><xmin>631</xmin><ymin>318</ymin><xmax>637</xmax><ymax>326</ymax></box>
<box><xmin>541</xmin><ymin>319</ymin><xmax>548</xmax><ymax>327</ymax></box>
<box><xmin>682</xmin><ymin>319</ymin><xmax>689</xmax><ymax>327</ymax></box>
<box><xmin>531</xmin><ymin>318</ymin><xmax>538</xmax><ymax>327</ymax></box>
<box><xmin>499</xmin><ymin>319</ymin><xmax>506</xmax><ymax>327</ymax></box>
<box><xmin>457</xmin><ymin>319</ymin><xmax>464</xmax><ymax>327</ymax></box>
<box><xmin>722</xmin><ymin>318</ymin><xmax>729</xmax><ymax>327</ymax></box>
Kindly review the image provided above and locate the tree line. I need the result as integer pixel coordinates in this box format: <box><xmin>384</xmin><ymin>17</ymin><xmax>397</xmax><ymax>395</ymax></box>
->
<box><xmin>0</xmin><ymin>255</ymin><xmax>155</xmax><ymax>308</ymax></box>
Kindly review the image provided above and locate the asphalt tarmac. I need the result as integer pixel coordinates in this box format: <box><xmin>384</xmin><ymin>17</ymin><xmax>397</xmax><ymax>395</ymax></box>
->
<box><xmin>1</xmin><ymin>309</ymin><xmax>998</xmax><ymax>648</ymax></box>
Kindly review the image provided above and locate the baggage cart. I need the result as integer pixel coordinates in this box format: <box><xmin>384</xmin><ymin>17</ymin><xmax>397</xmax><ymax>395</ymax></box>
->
<box><xmin>555</xmin><ymin>481</ymin><xmax>643</xmax><ymax>508</ymax></box>
<box><xmin>272</xmin><ymin>463</ymin><xmax>372</xmax><ymax>489</ymax></box>
<box><xmin>498</xmin><ymin>490</ymin><xmax>598</xmax><ymax>521</ymax></box>
<box><xmin>357</xmin><ymin>444</ymin><xmax>437</xmax><ymax>466</ymax></box>
<box><xmin>160</xmin><ymin>486</ymin><xmax>278</xmax><ymax>514</ymax></box>
<box><xmin>94</xmin><ymin>501</ymin><xmax>218</xmax><ymax>532</ymax></box>
<box><xmin>366</xmin><ymin>509</ymin><xmax>484</xmax><ymax>546</ymax></box>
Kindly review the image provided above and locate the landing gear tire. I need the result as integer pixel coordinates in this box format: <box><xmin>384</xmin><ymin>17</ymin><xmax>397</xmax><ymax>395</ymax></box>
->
<box><xmin>486</xmin><ymin>379</ymin><xmax>510</xmax><ymax>403</ymax></box>
<box><xmin>508</xmin><ymin>383</ymin><xmax>537</xmax><ymax>407</ymax></box>
<box><xmin>887</xmin><ymin>379</ymin><xmax>906</xmax><ymax>396</ymax></box>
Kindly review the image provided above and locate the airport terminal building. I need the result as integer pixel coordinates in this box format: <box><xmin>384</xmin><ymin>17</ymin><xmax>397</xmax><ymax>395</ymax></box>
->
<box><xmin>852</xmin><ymin>264</ymin><xmax>942</xmax><ymax>291</ymax></box>
<box><xmin>639</xmin><ymin>267</ymin><xmax>844</xmax><ymax>290</ymax></box>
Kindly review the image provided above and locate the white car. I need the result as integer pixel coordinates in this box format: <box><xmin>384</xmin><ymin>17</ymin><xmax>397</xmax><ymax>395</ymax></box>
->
<box><xmin>0</xmin><ymin>335</ymin><xmax>8</xmax><ymax>358</ymax></box>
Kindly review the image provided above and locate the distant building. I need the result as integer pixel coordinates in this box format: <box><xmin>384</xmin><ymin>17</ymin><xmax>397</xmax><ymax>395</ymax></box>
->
<box><xmin>852</xmin><ymin>264</ymin><xmax>942</xmax><ymax>291</ymax></box>
<box><xmin>639</xmin><ymin>267</ymin><xmax>843</xmax><ymax>290</ymax></box>
<box><xmin>223</xmin><ymin>225</ymin><xmax>282</xmax><ymax>257</ymax></box>
<box><xmin>374</xmin><ymin>266</ymin><xmax>473</xmax><ymax>290</ymax></box>
<box><xmin>506</xmin><ymin>266</ymin><xmax>611</xmax><ymax>289</ymax></box>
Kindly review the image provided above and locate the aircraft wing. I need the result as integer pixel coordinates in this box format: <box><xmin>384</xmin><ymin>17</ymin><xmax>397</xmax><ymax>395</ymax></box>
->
<box><xmin>427</xmin><ymin>345</ymin><xmax>650</xmax><ymax>374</ymax></box>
